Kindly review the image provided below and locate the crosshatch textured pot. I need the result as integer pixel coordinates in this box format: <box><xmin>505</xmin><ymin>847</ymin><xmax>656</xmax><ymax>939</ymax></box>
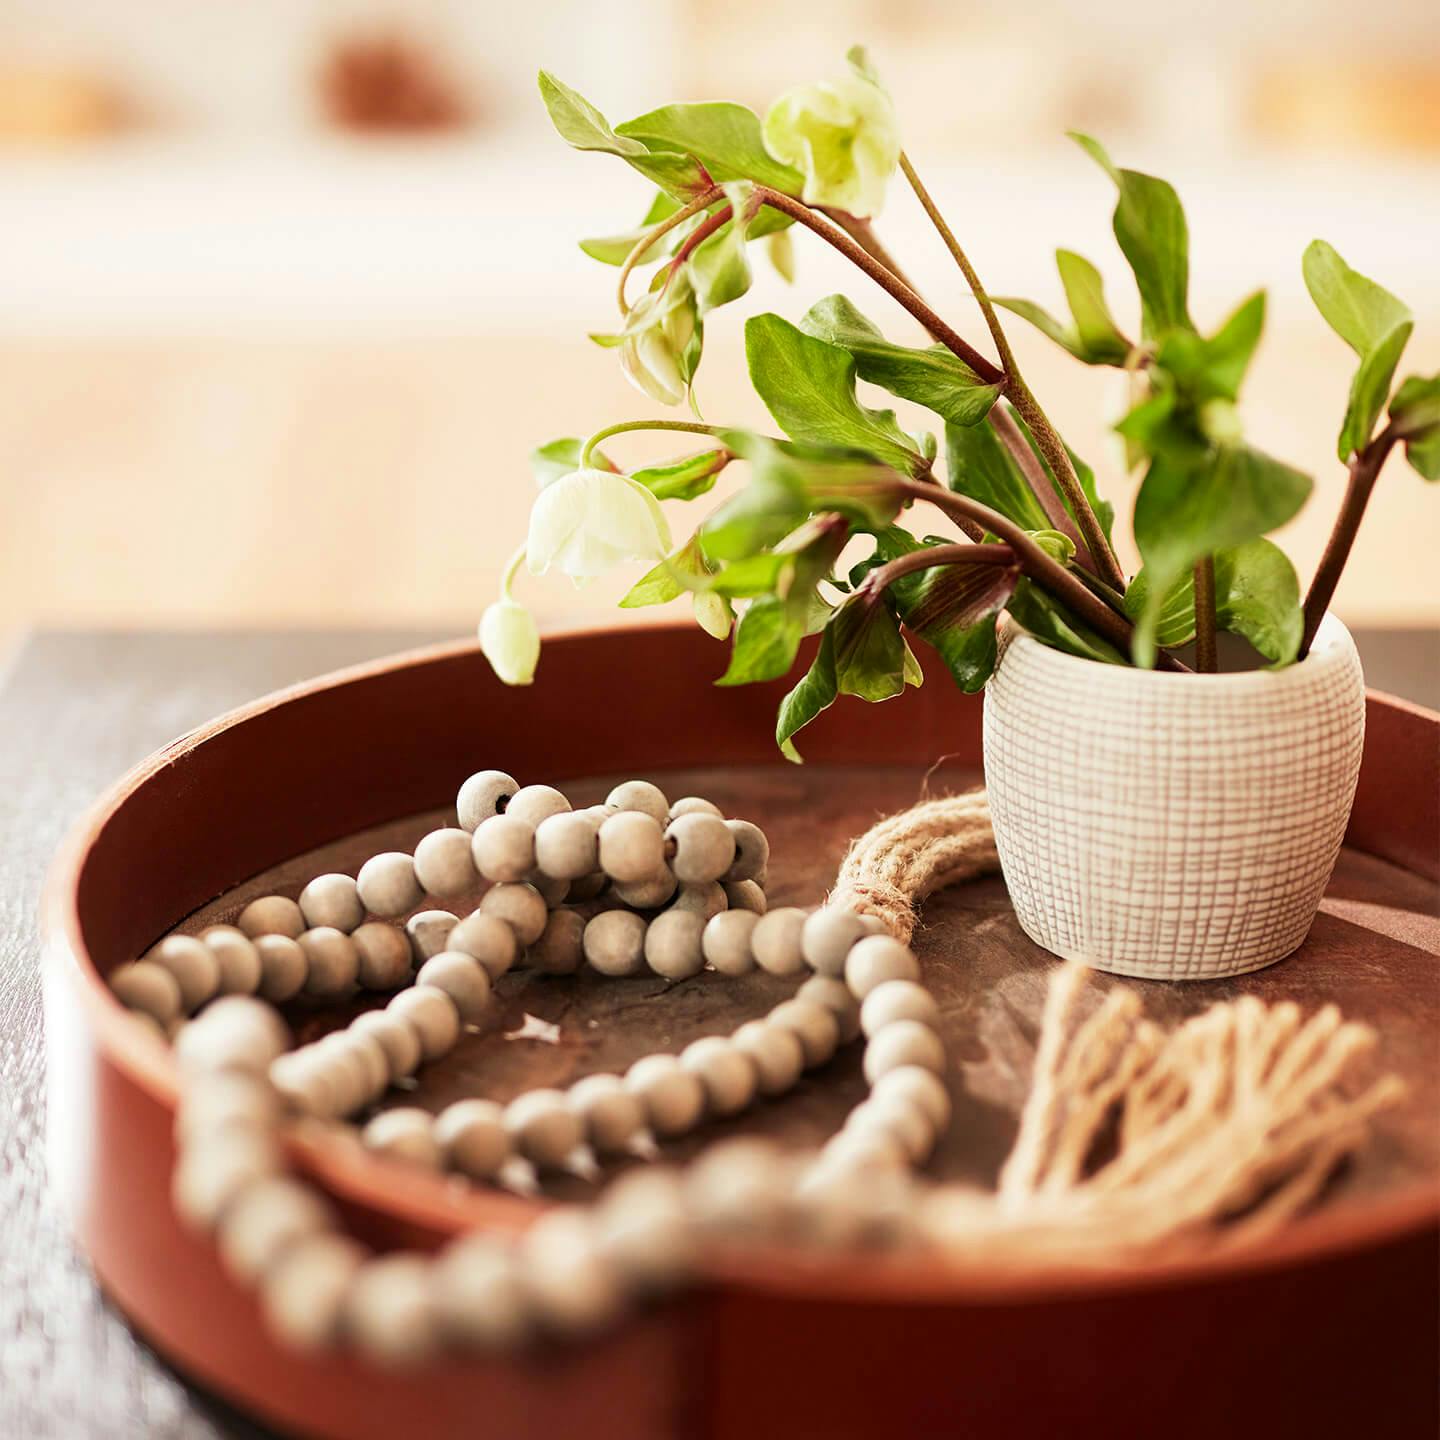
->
<box><xmin>983</xmin><ymin>612</ymin><xmax>1367</xmax><ymax>981</ymax></box>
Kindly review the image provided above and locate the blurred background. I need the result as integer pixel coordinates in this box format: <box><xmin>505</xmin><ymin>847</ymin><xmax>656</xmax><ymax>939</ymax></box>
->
<box><xmin>1</xmin><ymin>0</ymin><xmax>1437</xmax><ymax>648</ymax></box>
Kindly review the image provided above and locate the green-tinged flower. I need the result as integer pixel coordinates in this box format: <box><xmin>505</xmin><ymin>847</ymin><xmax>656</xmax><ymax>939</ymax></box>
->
<box><xmin>526</xmin><ymin>467</ymin><xmax>672</xmax><ymax>580</ymax></box>
<box><xmin>479</xmin><ymin>598</ymin><xmax>540</xmax><ymax>686</ymax></box>
<box><xmin>762</xmin><ymin>74</ymin><xmax>899</xmax><ymax>218</ymax></box>
<box><xmin>618</xmin><ymin>273</ymin><xmax>700</xmax><ymax>407</ymax></box>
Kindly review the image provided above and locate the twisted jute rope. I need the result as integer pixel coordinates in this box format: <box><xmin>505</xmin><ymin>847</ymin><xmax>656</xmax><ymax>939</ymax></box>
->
<box><xmin>830</xmin><ymin>787</ymin><xmax>1405</xmax><ymax>1263</ymax></box>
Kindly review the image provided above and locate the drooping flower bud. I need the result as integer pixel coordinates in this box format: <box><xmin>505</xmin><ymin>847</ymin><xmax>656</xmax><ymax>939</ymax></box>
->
<box><xmin>617</xmin><ymin>272</ymin><xmax>701</xmax><ymax>408</ymax></box>
<box><xmin>526</xmin><ymin>467</ymin><xmax>672</xmax><ymax>580</ymax></box>
<box><xmin>479</xmin><ymin>598</ymin><xmax>541</xmax><ymax>685</ymax></box>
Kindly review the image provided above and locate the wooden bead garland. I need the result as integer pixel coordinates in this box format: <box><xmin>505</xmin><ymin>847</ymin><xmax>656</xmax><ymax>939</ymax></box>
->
<box><xmin>114</xmin><ymin>768</ymin><xmax>951</xmax><ymax>1365</ymax></box>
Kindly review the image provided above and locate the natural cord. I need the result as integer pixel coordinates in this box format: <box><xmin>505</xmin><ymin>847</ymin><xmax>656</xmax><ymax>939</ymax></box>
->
<box><xmin>896</xmin><ymin>153</ymin><xmax>1127</xmax><ymax>594</ymax></box>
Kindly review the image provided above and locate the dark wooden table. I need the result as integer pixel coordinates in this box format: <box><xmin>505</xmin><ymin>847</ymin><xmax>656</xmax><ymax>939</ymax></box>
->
<box><xmin>2</xmin><ymin>626</ymin><xmax>1435</xmax><ymax>1440</ymax></box>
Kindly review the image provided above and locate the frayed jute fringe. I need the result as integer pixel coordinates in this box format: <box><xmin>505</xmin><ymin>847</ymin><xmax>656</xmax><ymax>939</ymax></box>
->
<box><xmin>839</xmin><ymin>787</ymin><xmax>1404</xmax><ymax>1261</ymax></box>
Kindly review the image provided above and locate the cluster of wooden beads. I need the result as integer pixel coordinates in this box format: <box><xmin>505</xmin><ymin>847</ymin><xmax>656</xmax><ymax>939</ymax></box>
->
<box><xmin>112</xmin><ymin>771</ymin><xmax>953</xmax><ymax>1364</ymax></box>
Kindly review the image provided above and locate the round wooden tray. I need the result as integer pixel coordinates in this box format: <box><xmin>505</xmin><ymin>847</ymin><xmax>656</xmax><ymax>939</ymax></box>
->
<box><xmin>42</xmin><ymin>624</ymin><xmax>1440</xmax><ymax>1440</ymax></box>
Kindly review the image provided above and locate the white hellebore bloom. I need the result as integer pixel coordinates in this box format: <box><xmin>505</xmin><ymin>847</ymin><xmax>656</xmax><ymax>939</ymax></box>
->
<box><xmin>618</xmin><ymin>273</ymin><xmax>699</xmax><ymax>408</ymax></box>
<box><xmin>762</xmin><ymin>73</ymin><xmax>900</xmax><ymax>219</ymax></box>
<box><xmin>526</xmin><ymin>467</ymin><xmax>672</xmax><ymax>581</ymax></box>
<box><xmin>479</xmin><ymin>597</ymin><xmax>541</xmax><ymax>686</ymax></box>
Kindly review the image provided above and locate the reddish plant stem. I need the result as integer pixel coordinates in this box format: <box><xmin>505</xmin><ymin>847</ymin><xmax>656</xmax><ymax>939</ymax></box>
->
<box><xmin>667</xmin><ymin>203</ymin><xmax>733</xmax><ymax>274</ymax></box>
<box><xmin>1193</xmin><ymin>557</ymin><xmax>1218</xmax><ymax>672</ymax></box>
<box><xmin>1299</xmin><ymin>423</ymin><xmax>1401</xmax><ymax>658</ymax></box>
<box><xmin>988</xmin><ymin>406</ymin><xmax>1090</xmax><ymax>562</ymax></box>
<box><xmin>864</xmin><ymin>542</ymin><xmax>1018</xmax><ymax>596</ymax></box>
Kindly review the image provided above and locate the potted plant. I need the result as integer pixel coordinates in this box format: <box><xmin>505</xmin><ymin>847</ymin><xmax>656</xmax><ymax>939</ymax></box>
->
<box><xmin>480</xmin><ymin>49</ymin><xmax>1438</xmax><ymax>981</ymax></box>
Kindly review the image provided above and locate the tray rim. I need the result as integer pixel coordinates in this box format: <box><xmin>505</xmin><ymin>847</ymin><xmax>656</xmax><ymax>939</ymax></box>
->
<box><xmin>42</xmin><ymin>621</ymin><xmax>1440</xmax><ymax>1308</ymax></box>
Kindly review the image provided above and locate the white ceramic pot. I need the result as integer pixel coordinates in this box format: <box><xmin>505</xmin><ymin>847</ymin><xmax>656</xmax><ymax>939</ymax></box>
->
<box><xmin>983</xmin><ymin>613</ymin><xmax>1366</xmax><ymax>981</ymax></box>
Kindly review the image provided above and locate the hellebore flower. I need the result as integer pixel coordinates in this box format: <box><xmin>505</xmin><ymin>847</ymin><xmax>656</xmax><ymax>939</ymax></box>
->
<box><xmin>479</xmin><ymin>597</ymin><xmax>541</xmax><ymax>686</ymax></box>
<box><xmin>526</xmin><ymin>467</ymin><xmax>672</xmax><ymax>580</ymax></box>
<box><xmin>612</xmin><ymin>271</ymin><xmax>700</xmax><ymax>407</ymax></box>
<box><xmin>763</xmin><ymin>73</ymin><xmax>900</xmax><ymax>219</ymax></box>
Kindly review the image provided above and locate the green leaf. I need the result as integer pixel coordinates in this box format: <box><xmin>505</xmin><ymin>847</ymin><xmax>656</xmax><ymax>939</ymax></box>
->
<box><xmin>991</xmin><ymin>296</ymin><xmax>1086</xmax><ymax>359</ymax></box>
<box><xmin>1007</xmin><ymin>579</ymin><xmax>1128</xmax><ymax>665</ymax></box>
<box><xmin>1055</xmin><ymin>250</ymin><xmax>1130</xmax><ymax>363</ymax></box>
<box><xmin>1071</xmin><ymin>132</ymin><xmax>1191</xmax><ymax>338</ymax></box>
<box><xmin>538</xmin><ymin>72</ymin><xmax>707</xmax><ymax>198</ymax></box>
<box><xmin>1131</xmin><ymin>444</ymin><xmax>1312</xmax><ymax>666</ymax></box>
<box><xmin>943</xmin><ymin>419</ymin><xmax>1051</xmax><ymax>531</ymax></box>
<box><xmin>1303</xmin><ymin>240</ymin><xmax>1414</xmax><ymax>461</ymax></box>
<box><xmin>579</xmin><ymin>190</ymin><xmax>683</xmax><ymax>266</ymax></box>
<box><xmin>716</xmin><ymin>595</ymin><xmax>804</xmax><ymax>685</ymax></box>
<box><xmin>744</xmin><ymin>314</ymin><xmax>928</xmax><ymax>477</ymax></box>
<box><xmin>615</xmin><ymin>102</ymin><xmax>803</xmax><ymax>193</ymax></box>
<box><xmin>689</xmin><ymin>183</ymin><xmax>756</xmax><ymax>315</ymax></box>
<box><xmin>1156</xmin><ymin>290</ymin><xmax>1266</xmax><ymax>404</ymax></box>
<box><xmin>800</xmin><ymin>294</ymin><xmax>1001</xmax><ymax>427</ymax></box>
<box><xmin>831</xmin><ymin>596</ymin><xmax>915</xmax><ymax>702</ymax></box>
<box><xmin>776</xmin><ymin>628</ymin><xmax>837</xmax><ymax>762</ymax></box>
<box><xmin>846</xmin><ymin>44</ymin><xmax>884</xmax><ymax>88</ymax></box>
<box><xmin>1002</xmin><ymin>408</ymin><xmax>1116</xmax><ymax>543</ymax></box>
<box><xmin>1392</xmin><ymin>374</ymin><xmax>1440</xmax><ymax>480</ymax></box>
<box><xmin>1125</xmin><ymin>539</ymin><xmax>1303</xmax><ymax>667</ymax></box>
<box><xmin>767</xmin><ymin>229</ymin><xmax>796</xmax><ymax>283</ymax></box>
<box><xmin>630</xmin><ymin>449</ymin><xmax>730</xmax><ymax>502</ymax></box>
<box><xmin>620</xmin><ymin>533</ymin><xmax>714</xmax><ymax>609</ymax></box>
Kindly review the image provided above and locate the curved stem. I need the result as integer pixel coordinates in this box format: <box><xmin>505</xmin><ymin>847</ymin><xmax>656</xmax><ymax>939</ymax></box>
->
<box><xmin>580</xmin><ymin>419</ymin><xmax>727</xmax><ymax>469</ymax></box>
<box><xmin>1299</xmin><ymin>423</ymin><xmax>1400</xmax><ymax>658</ymax></box>
<box><xmin>667</xmin><ymin>202</ymin><xmax>733</xmax><ymax>275</ymax></box>
<box><xmin>864</xmin><ymin>542</ymin><xmax>1017</xmax><ymax>596</ymax></box>
<box><xmin>751</xmin><ymin>186</ymin><xmax>1002</xmax><ymax>385</ymax></box>
<box><xmin>617</xmin><ymin>189</ymin><xmax>721</xmax><ymax>316</ymax></box>
<box><xmin>499</xmin><ymin>544</ymin><xmax>526</xmax><ymax>603</ymax></box>
<box><xmin>897</xmin><ymin>153</ymin><xmax>1126</xmax><ymax>593</ymax></box>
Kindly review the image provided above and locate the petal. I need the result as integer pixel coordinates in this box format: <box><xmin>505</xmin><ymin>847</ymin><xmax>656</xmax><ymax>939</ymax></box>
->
<box><xmin>526</xmin><ymin>472</ymin><xmax>587</xmax><ymax>574</ymax></box>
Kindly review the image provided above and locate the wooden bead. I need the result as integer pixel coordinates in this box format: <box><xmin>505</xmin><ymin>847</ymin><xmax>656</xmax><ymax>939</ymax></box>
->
<box><xmin>625</xmin><ymin>1054</ymin><xmax>705</xmax><ymax>1136</ymax></box>
<box><xmin>416</xmin><ymin>951</ymin><xmax>492</xmax><ymax>1025</ymax></box>
<box><xmin>237</xmin><ymin>894</ymin><xmax>304</xmax><ymax>940</ymax></box>
<box><xmin>567</xmin><ymin>1073</ymin><xmax>645</xmax><ymax>1154</ymax></box>
<box><xmin>260</xmin><ymin>1233</ymin><xmax>365</xmax><ymax>1352</ymax></box>
<box><xmin>680</xmin><ymin>1036</ymin><xmax>757</xmax><ymax>1116</ymax></box>
<box><xmin>526</xmin><ymin>868</ymin><xmax>570</xmax><ymax>907</ymax></box>
<box><xmin>254</xmin><ymin>934</ymin><xmax>307</xmax><ymax>1002</ymax></box>
<box><xmin>686</xmin><ymin>1138</ymin><xmax>789</xmax><ymax>1235</ymax></box>
<box><xmin>350</xmin><ymin>1008</ymin><xmax>422</xmax><ymax>1080</ymax></box>
<box><xmin>702</xmin><ymin>910</ymin><xmax>759</xmax><ymax>975</ymax></box>
<box><xmin>528</xmin><ymin>908</ymin><xmax>585</xmax><ymax>976</ymax></box>
<box><xmin>845</xmin><ymin>934</ymin><xmax>922</xmax><ymax>1000</ymax></box>
<box><xmin>670</xmin><ymin>881</ymin><xmax>727</xmax><ymax>922</ymax></box>
<box><xmin>565</xmin><ymin>872</ymin><xmax>610</xmax><ymax>903</ymax></box>
<box><xmin>175</xmin><ymin>996</ymin><xmax>289</xmax><ymax>1076</ymax></box>
<box><xmin>356</xmin><ymin>852</ymin><xmax>422</xmax><ymax>919</ymax></box>
<box><xmin>480</xmin><ymin>882</ymin><xmax>548</xmax><ymax>946</ymax></box>
<box><xmin>146</xmin><ymin>935</ymin><xmax>220</xmax><ymax>1013</ymax></box>
<box><xmin>269</xmin><ymin>1052</ymin><xmax>339</xmax><ymax>1119</ymax></box>
<box><xmin>505</xmin><ymin>1088</ymin><xmax>583</xmax><ymax>1168</ymax></box>
<box><xmin>307</xmin><ymin>1036</ymin><xmax>373</xmax><ymax>1116</ymax></box>
<box><xmin>610</xmin><ymin>869</ymin><xmax>677</xmax><ymax>908</ymax></box>
<box><xmin>200</xmin><ymin>925</ymin><xmax>262</xmax><ymax>995</ymax></box>
<box><xmin>598</xmin><ymin>810</ymin><xmax>666</xmax><ymax>883</ymax></box>
<box><xmin>861</xmin><ymin>979</ymin><xmax>941</xmax><ymax>1037</ymax></box>
<box><xmin>750</xmin><ymin>907</ymin><xmax>809</xmax><ymax>977</ymax></box>
<box><xmin>404</xmin><ymin>908</ymin><xmax>458</xmax><ymax>964</ymax></box>
<box><xmin>722</xmin><ymin>879</ymin><xmax>767</xmax><ymax>915</ymax></box>
<box><xmin>351</xmin><ymin>921</ymin><xmax>413</xmax><ymax>991</ymax></box>
<box><xmin>768</xmin><ymin>998</ymin><xmax>840</xmax><ymax>1069</ymax></box>
<box><xmin>732</xmin><ymin>1020</ymin><xmax>805</xmax><ymax>1096</ymax></box>
<box><xmin>456</xmin><ymin>768</ymin><xmax>518</xmax><ymax>832</ymax></box>
<box><xmin>110</xmin><ymin>960</ymin><xmax>182</xmax><ymax>1025</ymax></box>
<box><xmin>503</xmin><ymin>784</ymin><xmax>571</xmax><ymax>829</ymax></box>
<box><xmin>321</xmin><ymin>1030</ymin><xmax>389</xmax><ymax>1106</ymax></box>
<box><xmin>796</xmin><ymin>975</ymin><xmax>862</xmax><ymax>1043</ymax></box>
<box><xmin>175</xmin><ymin>1069</ymin><xmax>279</xmax><ymax>1144</ymax></box>
<box><xmin>801</xmin><ymin>906</ymin><xmax>874</xmax><ymax>977</ymax></box>
<box><xmin>344</xmin><ymin>1254</ymin><xmax>440</xmax><ymax>1368</ymax></box>
<box><xmin>796</xmin><ymin>1154</ymin><xmax>915</xmax><ymax>1247</ymax></box>
<box><xmin>595</xmin><ymin>1167</ymin><xmax>694</xmax><ymax>1290</ymax></box>
<box><xmin>433</xmin><ymin>1235</ymin><xmax>533</xmax><ymax>1350</ymax></box>
<box><xmin>447</xmin><ymin>911</ymin><xmax>519</xmax><ymax>980</ymax></box>
<box><xmin>534</xmin><ymin>811</ymin><xmax>600</xmax><ymax>880</ymax></box>
<box><xmin>871</xmin><ymin>1065</ymin><xmax>952</xmax><ymax>1133</ymax></box>
<box><xmin>434</xmin><ymin>1098</ymin><xmax>510</xmax><ymax>1179</ymax></box>
<box><xmin>845</xmin><ymin>1096</ymin><xmax>935</xmax><ymax>1164</ymax></box>
<box><xmin>820</xmin><ymin>1126</ymin><xmax>910</xmax><ymax>1176</ymax></box>
<box><xmin>298</xmin><ymin>873</ymin><xmax>364</xmax><ymax>933</ymax></box>
<box><xmin>171</xmin><ymin>1128</ymin><xmax>281</xmax><ymax>1230</ymax></box>
<box><xmin>363</xmin><ymin>1107</ymin><xmax>443</xmax><ymax>1168</ymax></box>
<box><xmin>724</xmin><ymin>819</ymin><xmax>769</xmax><ymax>882</ymax></box>
<box><xmin>863</xmin><ymin>1019</ymin><xmax>946</xmax><ymax>1084</ymax></box>
<box><xmin>582</xmin><ymin>910</ymin><xmax>647</xmax><ymax>977</ymax></box>
<box><xmin>605</xmin><ymin>779</ymin><xmax>669</xmax><ymax>824</ymax></box>
<box><xmin>665</xmin><ymin>813</ymin><xmax>736</xmax><ymax>884</ymax></box>
<box><xmin>644</xmin><ymin>910</ymin><xmax>705</xmax><ymax>981</ymax></box>
<box><xmin>217</xmin><ymin>1175</ymin><xmax>334</xmax><ymax>1283</ymax></box>
<box><xmin>413</xmin><ymin>827</ymin><xmax>478</xmax><ymax>898</ymax></box>
<box><xmin>298</xmin><ymin>927</ymin><xmax>359</xmax><ymax>997</ymax></box>
<box><xmin>668</xmin><ymin>796</ymin><xmax>722</xmax><ymax>819</ymax></box>
<box><xmin>522</xmin><ymin>1208</ymin><xmax>628</xmax><ymax>1338</ymax></box>
<box><xmin>387</xmin><ymin>985</ymin><xmax>461</xmax><ymax>1062</ymax></box>
<box><xmin>471</xmin><ymin>814</ymin><xmax>536</xmax><ymax>883</ymax></box>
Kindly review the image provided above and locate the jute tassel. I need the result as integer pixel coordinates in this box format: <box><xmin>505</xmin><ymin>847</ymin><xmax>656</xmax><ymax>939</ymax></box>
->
<box><xmin>837</xmin><ymin>788</ymin><xmax>1404</xmax><ymax>1262</ymax></box>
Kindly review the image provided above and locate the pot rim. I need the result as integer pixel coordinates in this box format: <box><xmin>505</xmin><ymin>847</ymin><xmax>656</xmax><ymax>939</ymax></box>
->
<box><xmin>998</xmin><ymin>609</ymin><xmax>1354</xmax><ymax>691</ymax></box>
